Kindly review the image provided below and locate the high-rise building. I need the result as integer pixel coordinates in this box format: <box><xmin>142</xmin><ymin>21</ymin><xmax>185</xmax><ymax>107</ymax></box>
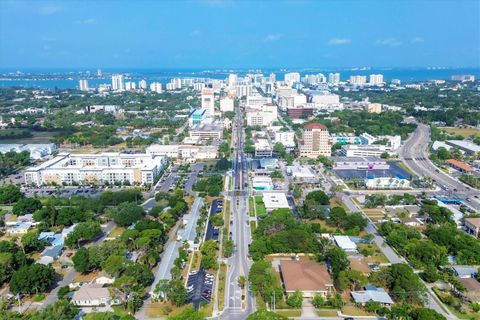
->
<box><xmin>125</xmin><ymin>81</ymin><xmax>136</xmax><ymax>91</ymax></box>
<box><xmin>228</xmin><ymin>74</ymin><xmax>238</xmax><ymax>88</ymax></box>
<box><xmin>284</xmin><ymin>72</ymin><xmax>301</xmax><ymax>86</ymax></box>
<box><xmin>220</xmin><ymin>96</ymin><xmax>235</xmax><ymax>112</ymax></box>
<box><xmin>298</xmin><ymin>123</ymin><xmax>331</xmax><ymax>158</ymax></box>
<box><xmin>97</xmin><ymin>69</ymin><xmax>102</xmax><ymax>77</ymax></box>
<box><xmin>111</xmin><ymin>74</ymin><xmax>125</xmax><ymax>91</ymax></box>
<box><xmin>79</xmin><ymin>79</ymin><xmax>89</xmax><ymax>91</ymax></box>
<box><xmin>328</xmin><ymin>73</ymin><xmax>340</xmax><ymax>84</ymax></box>
<box><xmin>150</xmin><ymin>82</ymin><xmax>163</xmax><ymax>94</ymax></box>
<box><xmin>201</xmin><ymin>88</ymin><xmax>215</xmax><ymax>118</ymax></box>
<box><xmin>349</xmin><ymin>75</ymin><xmax>367</xmax><ymax>85</ymax></box>
<box><xmin>139</xmin><ymin>79</ymin><xmax>147</xmax><ymax>90</ymax></box>
<box><xmin>269</xmin><ymin>72</ymin><xmax>276</xmax><ymax>83</ymax></box>
<box><xmin>369</xmin><ymin>74</ymin><xmax>384</xmax><ymax>85</ymax></box>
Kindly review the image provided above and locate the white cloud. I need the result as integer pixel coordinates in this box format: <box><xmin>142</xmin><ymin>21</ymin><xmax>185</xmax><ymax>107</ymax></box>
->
<box><xmin>411</xmin><ymin>37</ymin><xmax>424</xmax><ymax>44</ymax></box>
<box><xmin>190</xmin><ymin>29</ymin><xmax>201</xmax><ymax>37</ymax></box>
<box><xmin>39</xmin><ymin>4</ymin><xmax>62</xmax><ymax>16</ymax></box>
<box><xmin>376</xmin><ymin>38</ymin><xmax>403</xmax><ymax>47</ymax></box>
<box><xmin>265</xmin><ymin>34</ymin><xmax>282</xmax><ymax>42</ymax></box>
<box><xmin>328</xmin><ymin>38</ymin><xmax>351</xmax><ymax>45</ymax></box>
<box><xmin>77</xmin><ymin>18</ymin><xmax>97</xmax><ymax>25</ymax></box>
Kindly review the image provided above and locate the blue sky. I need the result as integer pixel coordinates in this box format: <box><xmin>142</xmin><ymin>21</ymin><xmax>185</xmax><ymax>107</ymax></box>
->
<box><xmin>0</xmin><ymin>0</ymin><xmax>479</xmax><ymax>69</ymax></box>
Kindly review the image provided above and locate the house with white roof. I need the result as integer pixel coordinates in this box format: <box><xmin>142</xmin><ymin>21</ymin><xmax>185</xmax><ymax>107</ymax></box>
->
<box><xmin>333</xmin><ymin>235</ymin><xmax>357</xmax><ymax>253</ymax></box>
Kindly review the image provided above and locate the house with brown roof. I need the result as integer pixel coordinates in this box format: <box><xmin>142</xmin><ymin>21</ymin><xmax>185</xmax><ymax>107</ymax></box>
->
<box><xmin>464</xmin><ymin>218</ymin><xmax>480</xmax><ymax>238</ymax></box>
<box><xmin>348</xmin><ymin>257</ymin><xmax>371</xmax><ymax>276</ymax></box>
<box><xmin>459</xmin><ymin>278</ymin><xmax>480</xmax><ymax>303</ymax></box>
<box><xmin>279</xmin><ymin>260</ymin><xmax>334</xmax><ymax>298</ymax></box>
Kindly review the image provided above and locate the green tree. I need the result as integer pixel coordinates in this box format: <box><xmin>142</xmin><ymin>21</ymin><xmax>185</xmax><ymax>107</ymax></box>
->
<box><xmin>410</xmin><ymin>307</ymin><xmax>447</xmax><ymax>320</ymax></box>
<box><xmin>109</xmin><ymin>202</ymin><xmax>144</xmax><ymax>227</ymax></box>
<box><xmin>326</xmin><ymin>247</ymin><xmax>349</xmax><ymax>278</ymax></box>
<box><xmin>0</xmin><ymin>184</ymin><xmax>23</xmax><ymax>204</ymax></box>
<box><xmin>21</xmin><ymin>231</ymin><xmax>47</xmax><ymax>253</ymax></box>
<box><xmin>72</xmin><ymin>247</ymin><xmax>91</xmax><ymax>273</ymax></box>
<box><xmin>167</xmin><ymin>279</ymin><xmax>188</xmax><ymax>306</ymax></box>
<box><xmin>311</xmin><ymin>294</ymin><xmax>325</xmax><ymax>308</ymax></box>
<box><xmin>12</xmin><ymin>198</ymin><xmax>42</xmax><ymax>215</ymax></box>
<box><xmin>286</xmin><ymin>290</ymin><xmax>303</xmax><ymax>308</ymax></box>
<box><xmin>9</xmin><ymin>264</ymin><xmax>55</xmax><ymax>295</ymax></box>
<box><xmin>337</xmin><ymin>269</ymin><xmax>367</xmax><ymax>291</ymax></box>
<box><xmin>101</xmin><ymin>254</ymin><xmax>127</xmax><ymax>277</ymax></box>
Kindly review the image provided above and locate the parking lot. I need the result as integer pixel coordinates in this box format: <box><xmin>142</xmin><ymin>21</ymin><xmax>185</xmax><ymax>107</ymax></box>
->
<box><xmin>335</xmin><ymin>161</ymin><xmax>412</xmax><ymax>180</ymax></box>
<box><xmin>23</xmin><ymin>186</ymin><xmax>102</xmax><ymax>198</ymax></box>
<box><xmin>205</xmin><ymin>198</ymin><xmax>223</xmax><ymax>241</ymax></box>
<box><xmin>187</xmin><ymin>269</ymin><xmax>214</xmax><ymax>309</ymax></box>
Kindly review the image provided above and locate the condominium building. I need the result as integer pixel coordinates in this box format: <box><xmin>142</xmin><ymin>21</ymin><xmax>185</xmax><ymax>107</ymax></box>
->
<box><xmin>138</xmin><ymin>79</ymin><xmax>147</xmax><ymax>90</ymax></box>
<box><xmin>125</xmin><ymin>81</ymin><xmax>136</xmax><ymax>91</ymax></box>
<box><xmin>79</xmin><ymin>79</ymin><xmax>89</xmax><ymax>91</ymax></box>
<box><xmin>349</xmin><ymin>75</ymin><xmax>367</xmax><ymax>85</ymax></box>
<box><xmin>366</xmin><ymin>103</ymin><xmax>382</xmax><ymax>113</ymax></box>
<box><xmin>150</xmin><ymin>82</ymin><xmax>163</xmax><ymax>94</ymax></box>
<box><xmin>298</xmin><ymin>123</ymin><xmax>331</xmax><ymax>158</ymax></box>
<box><xmin>246</xmin><ymin>103</ymin><xmax>278</xmax><ymax>127</ymax></box>
<box><xmin>189</xmin><ymin>122</ymin><xmax>224</xmax><ymax>140</ymax></box>
<box><xmin>328</xmin><ymin>73</ymin><xmax>340</xmax><ymax>84</ymax></box>
<box><xmin>254</xmin><ymin>139</ymin><xmax>273</xmax><ymax>157</ymax></box>
<box><xmin>274</xmin><ymin>131</ymin><xmax>296</xmax><ymax>148</ymax></box>
<box><xmin>228</xmin><ymin>74</ymin><xmax>238</xmax><ymax>88</ymax></box>
<box><xmin>24</xmin><ymin>152</ymin><xmax>167</xmax><ymax>186</ymax></box>
<box><xmin>111</xmin><ymin>74</ymin><xmax>125</xmax><ymax>91</ymax></box>
<box><xmin>146</xmin><ymin>144</ymin><xmax>217</xmax><ymax>161</ymax></box>
<box><xmin>284</xmin><ymin>72</ymin><xmax>301</xmax><ymax>86</ymax></box>
<box><xmin>369</xmin><ymin>74</ymin><xmax>384</xmax><ymax>85</ymax></box>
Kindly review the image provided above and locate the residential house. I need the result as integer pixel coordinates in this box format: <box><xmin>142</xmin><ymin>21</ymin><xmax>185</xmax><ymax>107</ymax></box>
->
<box><xmin>71</xmin><ymin>283</ymin><xmax>120</xmax><ymax>307</ymax></box>
<box><xmin>279</xmin><ymin>260</ymin><xmax>334</xmax><ymax>298</ymax></box>
<box><xmin>464</xmin><ymin>218</ymin><xmax>480</xmax><ymax>238</ymax></box>
<box><xmin>351</xmin><ymin>286</ymin><xmax>394</xmax><ymax>306</ymax></box>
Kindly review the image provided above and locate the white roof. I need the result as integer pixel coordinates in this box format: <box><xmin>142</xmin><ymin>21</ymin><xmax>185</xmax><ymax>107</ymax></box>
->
<box><xmin>431</xmin><ymin>141</ymin><xmax>452</xmax><ymax>151</ymax></box>
<box><xmin>351</xmin><ymin>289</ymin><xmax>394</xmax><ymax>304</ymax></box>
<box><xmin>333</xmin><ymin>235</ymin><xmax>357</xmax><ymax>251</ymax></box>
<box><xmin>446</xmin><ymin>140</ymin><xmax>480</xmax><ymax>153</ymax></box>
<box><xmin>252</xmin><ymin>176</ymin><xmax>273</xmax><ymax>183</ymax></box>
<box><xmin>262</xmin><ymin>193</ymin><xmax>289</xmax><ymax>209</ymax></box>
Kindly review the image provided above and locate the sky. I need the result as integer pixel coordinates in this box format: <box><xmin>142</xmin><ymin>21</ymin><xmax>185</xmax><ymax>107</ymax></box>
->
<box><xmin>0</xmin><ymin>0</ymin><xmax>479</xmax><ymax>69</ymax></box>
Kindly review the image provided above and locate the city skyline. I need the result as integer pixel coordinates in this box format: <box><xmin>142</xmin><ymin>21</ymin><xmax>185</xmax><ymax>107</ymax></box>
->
<box><xmin>0</xmin><ymin>0</ymin><xmax>479</xmax><ymax>69</ymax></box>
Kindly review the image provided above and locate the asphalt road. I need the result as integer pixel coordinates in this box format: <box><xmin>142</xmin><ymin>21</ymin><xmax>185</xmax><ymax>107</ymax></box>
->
<box><xmin>220</xmin><ymin>106</ymin><xmax>255</xmax><ymax>320</ymax></box>
<box><xmin>401</xmin><ymin>123</ymin><xmax>480</xmax><ymax>210</ymax></box>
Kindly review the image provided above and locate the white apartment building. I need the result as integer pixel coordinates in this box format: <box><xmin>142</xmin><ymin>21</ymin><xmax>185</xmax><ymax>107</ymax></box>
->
<box><xmin>369</xmin><ymin>74</ymin><xmax>384</xmax><ymax>85</ymax></box>
<box><xmin>236</xmin><ymin>82</ymin><xmax>253</xmax><ymax>97</ymax></box>
<box><xmin>349</xmin><ymin>75</ymin><xmax>367</xmax><ymax>85</ymax></box>
<box><xmin>246</xmin><ymin>94</ymin><xmax>272</xmax><ymax>107</ymax></box>
<box><xmin>111</xmin><ymin>74</ymin><xmax>125</xmax><ymax>91</ymax></box>
<box><xmin>246</xmin><ymin>103</ymin><xmax>278</xmax><ymax>127</ymax></box>
<box><xmin>0</xmin><ymin>143</ymin><xmax>57</xmax><ymax>160</ymax></box>
<box><xmin>340</xmin><ymin>145</ymin><xmax>390</xmax><ymax>157</ymax></box>
<box><xmin>298</xmin><ymin>123</ymin><xmax>331</xmax><ymax>158</ymax></box>
<box><xmin>125</xmin><ymin>81</ymin><xmax>136</xmax><ymax>91</ymax></box>
<box><xmin>367</xmin><ymin>103</ymin><xmax>382</xmax><ymax>113</ymax></box>
<box><xmin>150</xmin><ymin>82</ymin><xmax>163</xmax><ymax>94</ymax></box>
<box><xmin>328</xmin><ymin>73</ymin><xmax>340</xmax><ymax>84</ymax></box>
<box><xmin>79</xmin><ymin>79</ymin><xmax>89</xmax><ymax>91</ymax></box>
<box><xmin>24</xmin><ymin>152</ymin><xmax>167</xmax><ymax>186</ymax></box>
<box><xmin>255</xmin><ymin>139</ymin><xmax>273</xmax><ymax>157</ymax></box>
<box><xmin>146</xmin><ymin>144</ymin><xmax>218</xmax><ymax>161</ymax></box>
<box><xmin>220</xmin><ymin>96</ymin><xmax>234</xmax><ymax>112</ymax></box>
<box><xmin>274</xmin><ymin>131</ymin><xmax>295</xmax><ymax>148</ymax></box>
<box><xmin>228</xmin><ymin>74</ymin><xmax>238</xmax><ymax>88</ymax></box>
<box><xmin>138</xmin><ymin>79</ymin><xmax>147</xmax><ymax>90</ymax></box>
<box><xmin>201</xmin><ymin>88</ymin><xmax>215</xmax><ymax>118</ymax></box>
<box><xmin>284</xmin><ymin>72</ymin><xmax>301</xmax><ymax>86</ymax></box>
<box><xmin>189</xmin><ymin>122</ymin><xmax>224</xmax><ymax>140</ymax></box>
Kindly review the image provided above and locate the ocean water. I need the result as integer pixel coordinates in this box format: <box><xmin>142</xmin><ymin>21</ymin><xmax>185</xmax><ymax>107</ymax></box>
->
<box><xmin>0</xmin><ymin>67</ymin><xmax>478</xmax><ymax>90</ymax></box>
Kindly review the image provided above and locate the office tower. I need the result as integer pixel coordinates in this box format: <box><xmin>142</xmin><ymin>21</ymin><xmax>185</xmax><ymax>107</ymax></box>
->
<box><xmin>139</xmin><ymin>79</ymin><xmax>147</xmax><ymax>90</ymax></box>
<box><xmin>298</xmin><ymin>123</ymin><xmax>331</xmax><ymax>158</ymax></box>
<box><xmin>201</xmin><ymin>88</ymin><xmax>215</xmax><ymax>118</ymax></box>
<box><xmin>150</xmin><ymin>82</ymin><xmax>163</xmax><ymax>94</ymax></box>
<box><xmin>328</xmin><ymin>73</ymin><xmax>340</xmax><ymax>84</ymax></box>
<box><xmin>269</xmin><ymin>72</ymin><xmax>276</xmax><ymax>83</ymax></box>
<box><xmin>79</xmin><ymin>79</ymin><xmax>89</xmax><ymax>91</ymax></box>
<box><xmin>111</xmin><ymin>74</ymin><xmax>125</xmax><ymax>91</ymax></box>
<box><xmin>97</xmin><ymin>69</ymin><xmax>102</xmax><ymax>77</ymax></box>
<box><xmin>369</xmin><ymin>74</ymin><xmax>384</xmax><ymax>85</ymax></box>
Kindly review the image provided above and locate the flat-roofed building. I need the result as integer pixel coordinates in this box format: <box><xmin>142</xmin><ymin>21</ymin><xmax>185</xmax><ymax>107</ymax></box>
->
<box><xmin>279</xmin><ymin>260</ymin><xmax>334</xmax><ymax>298</ymax></box>
<box><xmin>262</xmin><ymin>192</ymin><xmax>290</xmax><ymax>211</ymax></box>
<box><xmin>298</xmin><ymin>123</ymin><xmax>331</xmax><ymax>158</ymax></box>
<box><xmin>465</xmin><ymin>218</ymin><xmax>480</xmax><ymax>238</ymax></box>
<box><xmin>445</xmin><ymin>140</ymin><xmax>480</xmax><ymax>155</ymax></box>
<box><xmin>254</xmin><ymin>139</ymin><xmax>273</xmax><ymax>157</ymax></box>
<box><xmin>25</xmin><ymin>152</ymin><xmax>167</xmax><ymax>186</ymax></box>
<box><xmin>333</xmin><ymin>235</ymin><xmax>357</xmax><ymax>253</ymax></box>
<box><xmin>189</xmin><ymin>122</ymin><xmax>224</xmax><ymax>140</ymax></box>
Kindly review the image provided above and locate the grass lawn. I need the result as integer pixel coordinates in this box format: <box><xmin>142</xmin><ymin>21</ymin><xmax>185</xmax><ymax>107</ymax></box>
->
<box><xmin>107</xmin><ymin>226</ymin><xmax>125</xmax><ymax>238</ymax></box>
<box><xmin>191</xmin><ymin>251</ymin><xmax>202</xmax><ymax>271</ymax></box>
<box><xmin>397</xmin><ymin>161</ymin><xmax>415</xmax><ymax>175</ymax></box>
<box><xmin>342</xmin><ymin>305</ymin><xmax>375</xmax><ymax>316</ymax></box>
<box><xmin>217</xmin><ymin>263</ymin><xmax>227</xmax><ymax>311</ymax></box>
<box><xmin>440</xmin><ymin>127</ymin><xmax>480</xmax><ymax>138</ymax></box>
<box><xmin>363</xmin><ymin>208</ymin><xmax>385</xmax><ymax>222</ymax></box>
<box><xmin>73</xmin><ymin>271</ymin><xmax>98</xmax><ymax>283</ymax></box>
<box><xmin>311</xmin><ymin>219</ymin><xmax>338</xmax><ymax>232</ymax></box>
<box><xmin>249</xmin><ymin>197</ymin><xmax>255</xmax><ymax>217</ymax></box>
<box><xmin>145</xmin><ymin>301</ymin><xmax>188</xmax><ymax>317</ymax></box>
<box><xmin>316</xmin><ymin>309</ymin><xmax>339</xmax><ymax>316</ymax></box>
<box><xmin>357</xmin><ymin>243</ymin><xmax>389</xmax><ymax>264</ymax></box>
<box><xmin>276</xmin><ymin>309</ymin><xmax>302</xmax><ymax>317</ymax></box>
<box><xmin>250</xmin><ymin>221</ymin><xmax>256</xmax><ymax>233</ymax></box>
<box><xmin>255</xmin><ymin>197</ymin><xmax>267</xmax><ymax>216</ymax></box>
<box><xmin>329</xmin><ymin>198</ymin><xmax>346</xmax><ymax>210</ymax></box>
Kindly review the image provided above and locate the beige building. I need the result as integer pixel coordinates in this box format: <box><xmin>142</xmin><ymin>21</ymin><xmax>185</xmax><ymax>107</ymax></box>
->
<box><xmin>465</xmin><ymin>218</ymin><xmax>480</xmax><ymax>238</ymax></box>
<box><xmin>367</xmin><ymin>103</ymin><xmax>382</xmax><ymax>113</ymax></box>
<box><xmin>280</xmin><ymin>260</ymin><xmax>334</xmax><ymax>298</ymax></box>
<box><xmin>298</xmin><ymin>123</ymin><xmax>331</xmax><ymax>158</ymax></box>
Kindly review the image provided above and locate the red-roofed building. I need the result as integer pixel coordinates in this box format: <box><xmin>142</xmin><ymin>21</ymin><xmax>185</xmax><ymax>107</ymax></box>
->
<box><xmin>299</xmin><ymin>123</ymin><xmax>331</xmax><ymax>158</ymax></box>
<box><xmin>446</xmin><ymin>159</ymin><xmax>475</xmax><ymax>173</ymax></box>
